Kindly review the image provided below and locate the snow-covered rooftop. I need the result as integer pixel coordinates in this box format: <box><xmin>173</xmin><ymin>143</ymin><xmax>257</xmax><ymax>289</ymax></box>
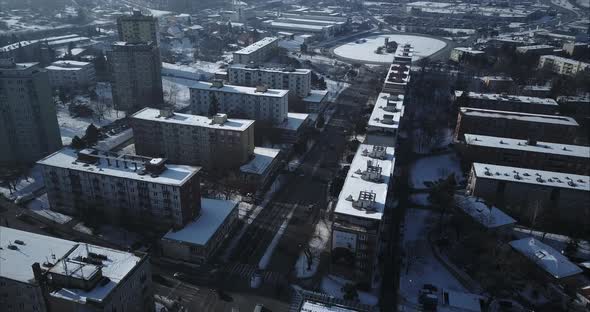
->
<box><xmin>0</xmin><ymin>227</ymin><xmax>143</xmax><ymax>303</ymax></box>
<box><xmin>510</xmin><ymin>237</ymin><xmax>583</xmax><ymax>279</ymax></box>
<box><xmin>162</xmin><ymin>198</ymin><xmax>237</xmax><ymax>246</ymax></box>
<box><xmin>37</xmin><ymin>148</ymin><xmax>200</xmax><ymax>186</ymax></box>
<box><xmin>189</xmin><ymin>81</ymin><xmax>289</xmax><ymax>98</ymax></box>
<box><xmin>455</xmin><ymin>91</ymin><xmax>558</xmax><ymax>107</ymax></box>
<box><xmin>460</xmin><ymin>107</ymin><xmax>578</xmax><ymax>126</ymax></box>
<box><xmin>240</xmin><ymin>147</ymin><xmax>280</xmax><ymax>175</ymax></box>
<box><xmin>263</xmin><ymin>21</ymin><xmax>332</xmax><ymax>32</ymax></box>
<box><xmin>368</xmin><ymin>92</ymin><xmax>405</xmax><ymax>129</ymax></box>
<box><xmin>335</xmin><ymin>144</ymin><xmax>395</xmax><ymax>220</ymax></box>
<box><xmin>442</xmin><ymin>289</ymin><xmax>485</xmax><ymax>312</ymax></box>
<box><xmin>516</xmin><ymin>44</ymin><xmax>555</xmax><ymax>52</ymax></box>
<box><xmin>300</xmin><ymin>300</ymin><xmax>357</xmax><ymax>312</ymax></box>
<box><xmin>229</xmin><ymin>63</ymin><xmax>311</xmax><ymax>75</ymax></box>
<box><xmin>45</xmin><ymin>60</ymin><xmax>91</xmax><ymax>71</ymax></box>
<box><xmin>275</xmin><ymin>112</ymin><xmax>309</xmax><ymax>130</ymax></box>
<box><xmin>464</xmin><ymin>134</ymin><xmax>590</xmax><ymax>158</ymax></box>
<box><xmin>472</xmin><ymin>162</ymin><xmax>590</xmax><ymax>191</ymax></box>
<box><xmin>453</xmin><ymin>47</ymin><xmax>485</xmax><ymax>54</ymax></box>
<box><xmin>132</xmin><ymin>108</ymin><xmax>254</xmax><ymax>131</ymax></box>
<box><xmin>455</xmin><ymin>195</ymin><xmax>516</xmax><ymax>229</ymax></box>
<box><xmin>234</xmin><ymin>37</ymin><xmax>278</xmax><ymax>55</ymax></box>
<box><xmin>303</xmin><ymin>89</ymin><xmax>329</xmax><ymax>103</ymax></box>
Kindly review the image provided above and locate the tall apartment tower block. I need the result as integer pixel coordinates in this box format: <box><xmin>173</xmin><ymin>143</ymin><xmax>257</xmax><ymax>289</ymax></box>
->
<box><xmin>108</xmin><ymin>42</ymin><xmax>163</xmax><ymax>113</ymax></box>
<box><xmin>117</xmin><ymin>10</ymin><xmax>160</xmax><ymax>44</ymax></box>
<box><xmin>0</xmin><ymin>59</ymin><xmax>62</xmax><ymax>164</ymax></box>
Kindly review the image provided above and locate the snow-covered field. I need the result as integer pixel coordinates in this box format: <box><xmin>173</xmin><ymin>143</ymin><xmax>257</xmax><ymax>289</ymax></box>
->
<box><xmin>26</xmin><ymin>194</ymin><xmax>72</xmax><ymax>224</ymax></box>
<box><xmin>0</xmin><ymin>165</ymin><xmax>44</xmax><ymax>200</ymax></box>
<box><xmin>399</xmin><ymin>209</ymin><xmax>467</xmax><ymax>304</ymax></box>
<box><xmin>409</xmin><ymin>153</ymin><xmax>463</xmax><ymax>189</ymax></box>
<box><xmin>333</xmin><ymin>34</ymin><xmax>446</xmax><ymax>63</ymax></box>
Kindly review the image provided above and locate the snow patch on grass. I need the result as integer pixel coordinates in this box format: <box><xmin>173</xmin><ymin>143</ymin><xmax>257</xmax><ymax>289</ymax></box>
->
<box><xmin>409</xmin><ymin>153</ymin><xmax>463</xmax><ymax>190</ymax></box>
<box><xmin>294</xmin><ymin>218</ymin><xmax>331</xmax><ymax>279</ymax></box>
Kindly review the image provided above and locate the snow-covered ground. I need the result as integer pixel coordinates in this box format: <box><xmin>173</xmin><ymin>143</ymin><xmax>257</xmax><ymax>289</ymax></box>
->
<box><xmin>325</xmin><ymin>78</ymin><xmax>350</xmax><ymax>102</ymax></box>
<box><xmin>551</xmin><ymin>0</ymin><xmax>579</xmax><ymax>11</ymax></box>
<box><xmin>0</xmin><ymin>165</ymin><xmax>45</xmax><ymax>200</ymax></box>
<box><xmin>333</xmin><ymin>34</ymin><xmax>446</xmax><ymax>63</ymax></box>
<box><xmin>26</xmin><ymin>193</ymin><xmax>72</xmax><ymax>224</ymax></box>
<box><xmin>321</xmin><ymin>275</ymin><xmax>379</xmax><ymax>306</ymax></box>
<box><xmin>399</xmin><ymin>209</ymin><xmax>467</xmax><ymax>304</ymax></box>
<box><xmin>409</xmin><ymin>153</ymin><xmax>463</xmax><ymax>189</ymax></box>
<box><xmin>294</xmin><ymin>218</ymin><xmax>331</xmax><ymax>278</ymax></box>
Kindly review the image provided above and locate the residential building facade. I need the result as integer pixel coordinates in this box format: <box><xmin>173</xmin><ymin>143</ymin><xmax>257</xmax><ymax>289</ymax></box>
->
<box><xmin>331</xmin><ymin>144</ymin><xmax>395</xmax><ymax>287</ymax></box>
<box><xmin>131</xmin><ymin>108</ymin><xmax>255</xmax><ymax>170</ymax></box>
<box><xmin>117</xmin><ymin>10</ymin><xmax>160</xmax><ymax>44</ymax></box>
<box><xmin>37</xmin><ymin>148</ymin><xmax>201</xmax><ymax>230</ymax></box>
<box><xmin>454</xmin><ymin>107</ymin><xmax>579</xmax><ymax>144</ymax></box>
<box><xmin>467</xmin><ymin>163</ymin><xmax>590</xmax><ymax>229</ymax></box>
<box><xmin>189</xmin><ymin>80</ymin><xmax>288</xmax><ymax>125</ymax></box>
<box><xmin>0</xmin><ymin>227</ymin><xmax>154</xmax><ymax>312</ymax></box>
<box><xmin>0</xmin><ymin>60</ymin><xmax>62</xmax><ymax>164</ymax></box>
<box><xmin>538</xmin><ymin>55</ymin><xmax>590</xmax><ymax>76</ymax></box>
<box><xmin>232</xmin><ymin>37</ymin><xmax>278</xmax><ymax>64</ymax></box>
<box><xmin>460</xmin><ymin>134</ymin><xmax>590</xmax><ymax>175</ymax></box>
<box><xmin>108</xmin><ymin>42</ymin><xmax>163</xmax><ymax>113</ymax></box>
<box><xmin>46</xmin><ymin>60</ymin><xmax>96</xmax><ymax>89</ymax></box>
<box><xmin>227</xmin><ymin>64</ymin><xmax>311</xmax><ymax>98</ymax></box>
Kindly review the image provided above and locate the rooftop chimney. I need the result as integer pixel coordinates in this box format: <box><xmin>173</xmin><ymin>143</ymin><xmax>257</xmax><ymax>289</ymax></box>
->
<box><xmin>255</xmin><ymin>85</ymin><xmax>268</xmax><ymax>93</ymax></box>
<box><xmin>211</xmin><ymin>113</ymin><xmax>228</xmax><ymax>125</ymax></box>
<box><xmin>159</xmin><ymin>108</ymin><xmax>174</xmax><ymax>118</ymax></box>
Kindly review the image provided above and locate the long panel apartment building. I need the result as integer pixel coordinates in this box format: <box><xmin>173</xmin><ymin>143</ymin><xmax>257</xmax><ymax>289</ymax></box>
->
<box><xmin>131</xmin><ymin>108</ymin><xmax>255</xmax><ymax>170</ymax></box>
<box><xmin>538</xmin><ymin>55</ymin><xmax>590</xmax><ymax>76</ymax></box>
<box><xmin>232</xmin><ymin>37</ymin><xmax>278</xmax><ymax>64</ymax></box>
<box><xmin>38</xmin><ymin>148</ymin><xmax>201</xmax><ymax>230</ymax></box>
<box><xmin>0</xmin><ymin>226</ymin><xmax>154</xmax><ymax>312</ymax></box>
<box><xmin>331</xmin><ymin>144</ymin><xmax>395</xmax><ymax>287</ymax></box>
<box><xmin>467</xmin><ymin>163</ymin><xmax>589</xmax><ymax>230</ymax></box>
<box><xmin>454</xmin><ymin>107</ymin><xmax>579</xmax><ymax>144</ymax></box>
<box><xmin>0</xmin><ymin>60</ymin><xmax>62</xmax><ymax>165</ymax></box>
<box><xmin>382</xmin><ymin>61</ymin><xmax>411</xmax><ymax>95</ymax></box>
<box><xmin>108</xmin><ymin>42</ymin><xmax>163</xmax><ymax>113</ymax></box>
<box><xmin>460</xmin><ymin>134</ymin><xmax>590</xmax><ymax>175</ymax></box>
<box><xmin>366</xmin><ymin>92</ymin><xmax>405</xmax><ymax>147</ymax></box>
<box><xmin>227</xmin><ymin>64</ymin><xmax>311</xmax><ymax>98</ymax></box>
<box><xmin>190</xmin><ymin>80</ymin><xmax>288</xmax><ymax>125</ymax></box>
<box><xmin>454</xmin><ymin>91</ymin><xmax>560</xmax><ymax>115</ymax></box>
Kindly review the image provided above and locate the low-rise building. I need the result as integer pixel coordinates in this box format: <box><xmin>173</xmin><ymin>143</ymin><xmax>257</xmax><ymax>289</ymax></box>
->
<box><xmin>538</xmin><ymin>55</ymin><xmax>590</xmax><ymax>76</ymax></box>
<box><xmin>366</xmin><ymin>92</ymin><xmax>405</xmax><ymax>147</ymax></box>
<box><xmin>131</xmin><ymin>108</ymin><xmax>255</xmax><ymax>170</ymax></box>
<box><xmin>515</xmin><ymin>44</ymin><xmax>556</xmax><ymax>55</ymax></box>
<box><xmin>0</xmin><ymin>226</ymin><xmax>154</xmax><ymax>312</ymax></box>
<box><xmin>331</xmin><ymin>144</ymin><xmax>395</xmax><ymax>287</ymax></box>
<box><xmin>450</xmin><ymin>47</ymin><xmax>485</xmax><ymax>63</ymax></box>
<box><xmin>454</xmin><ymin>194</ymin><xmax>516</xmax><ymax>233</ymax></box>
<box><xmin>454</xmin><ymin>107</ymin><xmax>579</xmax><ymax>144</ymax></box>
<box><xmin>467</xmin><ymin>163</ymin><xmax>590</xmax><ymax>229</ymax></box>
<box><xmin>190</xmin><ymin>80</ymin><xmax>289</xmax><ymax>125</ymax></box>
<box><xmin>37</xmin><ymin>148</ymin><xmax>201</xmax><ymax>230</ymax></box>
<box><xmin>233</xmin><ymin>37</ymin><xmax>279</xmax><ymax>64</ymax></box>
<box><xmin>45</xmin><ymin>60</ymin><xmax>96</xmax><ymax>89</ymax></box>
<box><xmin>454</xmin><ymin>91</ymin><xmax>559</xmax><ymax>115</ymax></box>
<box><xmin>460</xmin><ymin>134</ymin><xmax>590</xmax><ymax>175</ymax></box>
<box><xmin>160</xmin><ymin>198</ymin><xmax>238</xmax><ymax>264</ymax></box>
<box><xmin>479</xmin><ymin>76</ymin><xmax>514</xmax><ymax>92</ymax></box>
<box><xmin>272</xmin><ymin>112</ymin><xmax>311</xmax><ymax>144</ymax></box>
<box><xmin>228</xmin><ymin>64</ymin><xmax>311</xmax><ymax>98</ymax></box>
<box><xmin>239</xmin><ymin>147</ymin><xmax>282</xmax><ymax>193</ymax></box>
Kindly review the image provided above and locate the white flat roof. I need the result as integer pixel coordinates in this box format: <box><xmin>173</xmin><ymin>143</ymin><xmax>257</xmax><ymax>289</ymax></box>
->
<box><xmin>455</xmin><ymin>195</ymin><xmax>516</xmax><ymax>229</ymax></box>
<box><xmin>229</xmin><ymin>63</ymin><xmax>311</xmax><ymax>75</ymax></box>
<box><xmin>368</xmin><ymin>92</ymin><xmax>404</xmax><ymax>129</ymax></box>
<box><xmin>275</xmin><ymin>112</ymin><xmax>309</xmax><ymax>130</ymax></box>
<box><xmin>240</xmin><ymin>147</ymin><xmax>280</xmax><ymax>175</ymax></box>
<box><xmin>472</xmin><ymin>162</ymin><xmax>590</xmax><ymax>191</ymax></box>
<box><xmin>453</xmin><ymin>47</ymin><xmax>485</xmax><ymax>54</ymax></box>
<box><xmin>460</xmin><ymin>107</ymin><xmax>578</xmax><ymax>126</ymax></box>
<box><xmin>46</xmin><ymin>60</ymin><xmax>91</xmax><ymax>71</ymax></box>
<box><xmin>510</xmin><ymin>237</ymin><xmax>583</xmax><ymax>279</ymax></box>
<box><xmin>455</xmin><ymin>91</ymin><xmax>558</xmax><ymax>106</ymax></box>
<box><xmin>443</xmin><ymin>289</ymin><xmax>484</xmax><ymax>312</ymax></box>
<box><xmin>234</xmin><ymin>37</ymin><xmax>278</xmax><ymax>55</ymax></box>
<box><xmin>37</xmin><ymin>148</ymin><xmax>200</xmax><ymax>186</ymax></box>
<box><xmin>303</xmin><ymin>90</ymin><xmax>329</xmax><ymax>103</ymax></box>
<box><xmin>0</xmin><ymin>227</ymin><xmax>142</xmax><ymax>303</ymax></box>
<box><xmin>132</xmin><ymin>108</ymin><xmax>254</xmax><ymax>131</ymax></box>
<box><xmin>335</xmin><ymin>144</ymin><xmax>395</xmax><ymax>220</ymax></box>
<box><xmin>464</xmin><ymin>134</ymin><xmax>590</xmax><ymax>158</ymax></box>
<box><xmin>162</xmin><ymin>198</ymin><xmax>237</xmax><ymax>246</ymax></box>
<box><xmin>264</xmin><ymin>21</ymin><xmax>330</xmax><ymax>32</ymax></box>
<box><xmin>300</xmin><ymin>300</ymin><xmax>356</xmax><ymax>312</ymax></box>
<box><xmin>190</xmin><ymin>81</ymin><xmax>289</xmax><ymax>98</ymax></box>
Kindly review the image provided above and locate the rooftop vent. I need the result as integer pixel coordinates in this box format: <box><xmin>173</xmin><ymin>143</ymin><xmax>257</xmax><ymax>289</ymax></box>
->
<box><xmin>381</xmin><ymin>114</ymin><xmax>396</xmax><ymax>125</ymax></box>
<box><xmin>352</xmin><ymin>191</ymin><xmax>377</xmax><ymax>211</ymax></box>
<box><xmin>211</xmin><ymin>113</ymin><xmax>228</xmax><ymax>125</ymax></box>
<box><xmin>159</xmin><ymin>108</ymin><xmax>174</xmax><ymax>118</ymax></box>
<box><xmin>368</xmin><ymin>145</ymin><xmax>387</xmax><ymax>160</ymax></box>
<box><xmin>77</xmin><ymin>149</ymin><xmax>99</xmax><ymax>164</ymax></box>
<box><xmin>211</xmin><ymin>80</ymin><xmax>224</xmax><ymax>88</ymax></box>
<box><xmin>255</xmin><ymin>85</ymin><xmax>268</xmax><ymax>93</ymax></box>
<box><xmin>361</xmin><ymin>160</ymin><xmax>383</xmax><ymax>182</ymax></box>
